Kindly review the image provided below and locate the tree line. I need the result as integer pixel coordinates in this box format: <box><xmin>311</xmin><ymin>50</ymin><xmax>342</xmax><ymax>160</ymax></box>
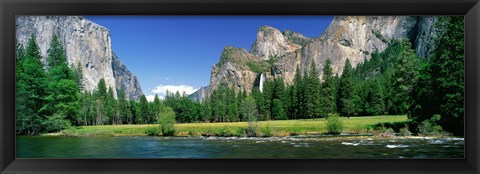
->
<box><xmin>16</xmin><ymin>34</ymin><xmax>177</xmax><ymax>134</ymax></box>
<box><xmin>16</xmin><ymin>16</ymin><xmax>463</xmax><ymax>136</ymax></box>
<box><xmin>79</xmin><ymin>85</ymin><xmax>176</xmax><ymax>127</ymax></box>
<box><xmin>16</xmin><ymin>34</ymin><xmax>83</xmax><ymax>135</ymax></box>
<box><xmin>163</xmin><ymin>16</ymin><xmax>463</xmax><ymax>135</ymax></box>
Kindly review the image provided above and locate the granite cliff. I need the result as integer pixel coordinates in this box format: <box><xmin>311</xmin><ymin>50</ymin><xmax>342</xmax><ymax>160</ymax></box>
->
<box><xmin>188</xmin><ymin>86</ymin><xmax>209</xmax><ymax>101</ymax></box>
<box><xmin>16</xmin><ymin>16</ymin><xmax>143</xmax><ymax>100</ymax></box>
<box><xmin>197</xmin><ymin>16</ymin><xmax>438</xmax><ymax>101</ymax></box>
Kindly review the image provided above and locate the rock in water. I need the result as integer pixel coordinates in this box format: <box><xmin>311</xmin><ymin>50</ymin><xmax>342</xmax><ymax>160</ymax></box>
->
<box><xmin>16</xmin><ymin>16</ymin><xmax>143</xmax><ymax>100</ymax></box>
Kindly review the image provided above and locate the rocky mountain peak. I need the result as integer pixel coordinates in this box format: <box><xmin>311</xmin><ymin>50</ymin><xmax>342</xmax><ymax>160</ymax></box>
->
<box><xmin>203</xmin><ymin>16</ymin><xmax>439</xmax><ymax>99</ymax></box>
<box><xmin>188</xmin><ymin>86</ymin><xmax>209</xmax><ymax>101</ymax></box>
<box><xmin>250</xmin><ymin>25</ymin><xmax>302</xmax><ymax>60</ymax></box>
<box><xmin>208</xmin><ymin>46</ymin><xmax>260</xmax><ymax>98</ymax></box>
<box><xmin>218</xmin><ymin>46</ymin><xmax>256</xmax><ymax>65</ymax></box>
<box><xmin>283</xmin><ymin>29</ymin><xmax>312</xmax><ymax>46</ymax></box>
<box><xmin>16</xmin><ymin>16</ymin><xmax>143</xmax><ymax>100</ymax></box>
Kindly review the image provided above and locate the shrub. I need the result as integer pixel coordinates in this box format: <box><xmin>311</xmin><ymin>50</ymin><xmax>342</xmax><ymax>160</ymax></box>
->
<box><xmin>246</xmin><ymin>124</ymin><xmax>257</xmax><ymax>137</ymax></box>
<box><xmin>364</xmin><ymin>125</ymin><xmax>375</xmax><ymax>132</ymax></box>
<box><xmin>145</xmin><ymin>126</ymin><xmax>162</xmax><ymax>136</ymax></box>
<box><xmin>216</xmin><ymin>126</ymin><xmax>239</xmax><ymax>137</ymax></box>
<box><xmin>159</xmin><ymin>107</ymin><xmax>176</xmax><ymax>136</ymax></box>
<box><xmin>384</xmin><ymin>128</ymin><xmax>395</xmax><ymax>134</ymax></box>
<box><xmin>236</xmin><ymin>128</ymin><xmax>247</xmax><ymax>137</ymax></box>
<box><xmin>373</xmin><ymin>123</ymin><xmax>395</xmax><ymax>137</ymax></box>
<box><xmin>41</xmin><ymin>113</ymin><xmax>71</xmax><ymax>133</ymax></box>
<box><xmin>371</xmin><ymin>121</ymin><xmax>410</xmax><ymax>132</ymax></box>
<box><xmin>399</xmin><ymin>126</ymin><xmax>411</xmax><ymax>136</ymax></box>
<box><xmin>326</xmin><ymin>113</ymin><xmax>343</xmax><ymax>134</ymax></box>
<box><xmin>247</xmin><ymin>61</ymin><xmax>269</xmax><ymax>74</ymax></box>
<box><xmin>351</xmin><ymin>124</ymin><xmax>365</xmax><ymax>134</ymax></box>
<box><xmin>260</xmin><ymin>122</ymin><xmax>272</xmax><ymax>137</ymax></box>
<box><xmin>289</xmin><ymin>122</ymin><xmax>302</xmax><ymax>136</ymax></box>
<box><xmin>375</xmin><ymin>123</ymin><xmax>387</xmax><ymax>133</ymax></box>
<box><xmin>242</xmin><ymin>96</ymin><xmax>258</xmax><ymax>137</ymax></box>
<box><xmin>418</xmin><ymin>115</ymin><xmax>444</xmax><ymax>136</ymax></box>
<box><xmin>373</xmin><ymin>123</ymin><xmax>394</xmax><ymax>135</ymax></box>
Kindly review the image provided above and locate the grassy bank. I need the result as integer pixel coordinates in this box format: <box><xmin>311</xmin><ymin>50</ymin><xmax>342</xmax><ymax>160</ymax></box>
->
<box><xmin>56</xmin><ymin>115</ymin><xmax>407</xmax><ymax>137</ymax></box>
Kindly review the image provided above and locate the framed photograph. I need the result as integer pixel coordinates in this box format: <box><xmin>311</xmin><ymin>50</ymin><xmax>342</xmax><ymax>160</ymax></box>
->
<box><xmin>1</xmin><ymin>0</ymin><xmax>479</xmax><ymax>173</ymax></box>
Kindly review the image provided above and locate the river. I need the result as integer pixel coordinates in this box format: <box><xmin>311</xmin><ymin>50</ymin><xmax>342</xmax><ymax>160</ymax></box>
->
<box><xmin>16</xmin><ymin>135</ymin><xmax>464</xmax><ymax>158</ymax></box>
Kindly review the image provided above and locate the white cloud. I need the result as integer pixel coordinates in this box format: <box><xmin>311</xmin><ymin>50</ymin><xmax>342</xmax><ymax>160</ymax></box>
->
<box><xmin>152</xmin><ymin>85</ymin><xmax>199</xmax><ymax>96</ymax></box>
<box><xmin>146</xmin><ymin>95</ymin><xmax>165</xmax><ymax>102</ymax></box>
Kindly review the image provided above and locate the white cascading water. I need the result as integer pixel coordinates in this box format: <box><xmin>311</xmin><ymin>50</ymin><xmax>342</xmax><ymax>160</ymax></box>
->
<box><xmin>259</xmin><ymin>73</ymin><xmax>265</xmax><ymax>93</ymax></box>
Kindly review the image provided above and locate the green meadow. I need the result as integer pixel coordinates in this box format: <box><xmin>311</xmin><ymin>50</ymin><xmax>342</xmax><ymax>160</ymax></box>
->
<box><xmin>57</xmin><ymin>115</ymin><xmax>407</xmax><ymax>137</ymax></box>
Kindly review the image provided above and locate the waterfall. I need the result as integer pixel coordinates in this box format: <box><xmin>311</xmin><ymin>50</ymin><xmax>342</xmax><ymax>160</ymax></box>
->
<box><xmin>259</xmin><ymin>73</ymin><xmax>265</xmax><ymax>93</ymax></box>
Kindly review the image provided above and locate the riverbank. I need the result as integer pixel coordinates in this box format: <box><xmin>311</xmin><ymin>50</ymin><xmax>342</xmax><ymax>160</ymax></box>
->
<box><xmin>50</xmin><ymin>115</ymin><xmax>408</xmax><ymax>137</ymax></box>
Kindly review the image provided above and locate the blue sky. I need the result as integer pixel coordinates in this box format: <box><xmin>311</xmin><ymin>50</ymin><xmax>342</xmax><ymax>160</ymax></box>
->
<box><xmin>85</xmin><ymin>16</ymin><xmax>334</xmax><ymax>100</ymax></box>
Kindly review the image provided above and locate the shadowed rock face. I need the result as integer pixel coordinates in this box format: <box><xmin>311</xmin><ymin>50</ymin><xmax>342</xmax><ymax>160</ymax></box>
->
<box><xmin>207</xmin><ymin>47</ymin><xmax>260</xmax><ymax>98</ymax></box>
<box><xmin>112</xmin><ymin>53</ymin><xmax>143</xmax><ymax>101</ymax></box>
<box><xmin>203</xmin><ymin>16</ymin><xmax>438</xmax><ymax>97</ymax></box>
<box><xmin>188</xmin><ymin>86</ymin><xmax>209</xmax><ymax>102</ymax></box>
<box><xmin>16</xmin><ymin>16</ymin><xmax>143</xmax><ymax>100</ymax></box>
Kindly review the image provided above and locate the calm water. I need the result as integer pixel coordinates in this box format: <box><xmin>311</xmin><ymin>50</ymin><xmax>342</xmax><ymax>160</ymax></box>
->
<box><xmin>17</xmin><ymin>135</ymin><xmax>464</xmax><ymax>158</ymax></box>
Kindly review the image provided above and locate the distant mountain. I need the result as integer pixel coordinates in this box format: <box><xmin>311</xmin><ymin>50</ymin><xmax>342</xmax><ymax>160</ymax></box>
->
<box><xmin>205</xmin><ymin>16</ymin><xmax>438</xmax><ymax>97</ymax></box>
<box><xmin>188</xmin><ymin>86</ymin><xmax>209</xmax><ymax>102</ymax></box>
<box><xmin>16</xmin><ymin>16</ymin><xmax>143</xmax><ymax>100</ymax></box>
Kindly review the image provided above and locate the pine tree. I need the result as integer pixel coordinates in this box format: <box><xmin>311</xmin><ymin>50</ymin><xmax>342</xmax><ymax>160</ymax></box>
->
<box><xmin>410</xmin><ymin>16</ymin><xmax>464</xmax><ymax>135</ymax></box>
<box><xmin>16</xmin><ymin>43</ymin><xmax>26</xmax><ymax>61</ymax></box>
<box><xmin>128</xmin><ymin>100</ymin><xmax>138</xmax><ymax>124</ymax></box>
<box><xmin>292</xmin><ymin>66</ymin><xmax>303</xmax><ymax>119</ymax></box>
<box><xmin>139</xmin><ymin>94</ymin><xmax>149</xmax><ymax>124</ymax></box>
<box><xmin>16</xmin><ymin>35</ymin><xmax>47</xmax><ymax>134</ymax></box>
<box><xmin>87</xmin><ymin>92</ymin><xmax>97</xmax><ymax>125</ymax></box>
<box><xmin>96</xmin><ymin>79</ymin><xmax>107</xmax><ymax>99</ymax></box>
<box><xmin>74</xmin><ymin>62</ymin><xmax>84</xmax><ymax>90</ymax></box>
<box><xmin>152</xmin><ymin>94</ymin><xmax>161</xmax><ymax>123</ymax></box>
<box><xmin>273</xmin><ymin>77</ymin><xmax>286</xmax><ymax>119</ymax></box>
<box><xmin>365</xmin><ymin>78</ymin><xmax>385</xmax><ymax>115</ymax></box>
<box><xmin>106</xmin><ymin>86</ymin><xmax>115</xmax><ymax>124</ymax></box>
<box><xmin>273</xmin><ymin>77</ymin><xmax>286</xmax><ymax>101</ymax></box>
<box><xmin>321</xmin><ymin>58</ymin><xmax>335</xmax><ymax>116</ymax></box>
<box><xmin>225</xmin><ymin>88</ymin><xmax>239</xmax><ymax>122</ymax></box>
<box><xmin>390</xmin><ymin>39</ymin><xmax>420</xmax><ymax>114</ymax></box>
<box><xmin>46</xmin><ymin>34</ymin><xmax>67</xmax><ymax>68</ymax></box>
<box><xmin>117</xmin><ymin>85</ymin><xmax>129</xmax><ymax>124</ymax></box>
<box><xmin>337</xmin><ymin>58</ymin><xmax>355</xmax><ymax>117</ymax></box>
<box><xmin>241</xmin><ymin>96</ymin><xmax>258</xmax><ymax>136</ymax></box>
<box><xmin>284</xmin><ymin>85</ymin><xmax>295</xmax><ymax>119</ymax></box>
<box><xmin>211</xmin><ymin>86</ymin><xmax>227</xmax><ymax>122</ymax></box>
<box><xmin>296</xmin><ymin>69</ymin><xmax>308</xmax><ymax>119</ymax></box>
<box><xmin>352</xmin><ymin>81</ymin><xmax>366</xmax><ymax>116</ymax></box>
<box><xmin>305</xmin><ymin>60</ymin><xmax>322</xmax><ymax>118</ymax></box>
<box><xmin>201</xmin><ymin>99</ymin><xmax>213</xmax><ymax>122</ymax></box>
<box><xmin>79</xmin><ymin>91</ymin><xmax>92</xmax><ymax>125</ymax></box>
<box><xmin>251</xmin><ymin>87</ymin><xmax>266</xmax><ymax>120</ymax></box>
<box><xmin>262</xmin><ymin>80</ymin><xmax>274</xmax><ymax>120</ymax></box>
<box><xmin>95</xmin><ymin>78</ymin><xmax>107</xmax><ymax>125</ymax></box>
<box><xmin>42</xmin><ymin>34</ymin><xmax>81</xmax><ymax>130</ymax></box>
<box><xmin>236</xmin><ymin>90</ymin><xmax>246</xmax><ymax>121</ymax></box>
<box><xmin>272</xmin><ymin>99</ymin><xmax>287</xmax><ymax>120</ymax></box>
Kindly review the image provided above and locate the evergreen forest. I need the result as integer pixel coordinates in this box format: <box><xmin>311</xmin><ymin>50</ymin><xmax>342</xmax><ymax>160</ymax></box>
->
<box><xmin>16</xmin><ymin>16</ymin><xmax>464</xmax><ymax>136</ymax></box>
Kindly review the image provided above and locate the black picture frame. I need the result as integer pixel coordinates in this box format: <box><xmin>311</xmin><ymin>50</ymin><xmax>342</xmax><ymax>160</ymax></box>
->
<box><xmin>1</xmin><ymin>0</ymin><xmax>479</xmax><ymax>173</ymax></box>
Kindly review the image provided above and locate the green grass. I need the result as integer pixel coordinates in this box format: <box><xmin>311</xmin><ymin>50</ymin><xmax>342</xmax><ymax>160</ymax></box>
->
<box><xmin>58</xmin><ymin>115</ymin><xmax>407</xmax><ymax>137</ymax></box>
